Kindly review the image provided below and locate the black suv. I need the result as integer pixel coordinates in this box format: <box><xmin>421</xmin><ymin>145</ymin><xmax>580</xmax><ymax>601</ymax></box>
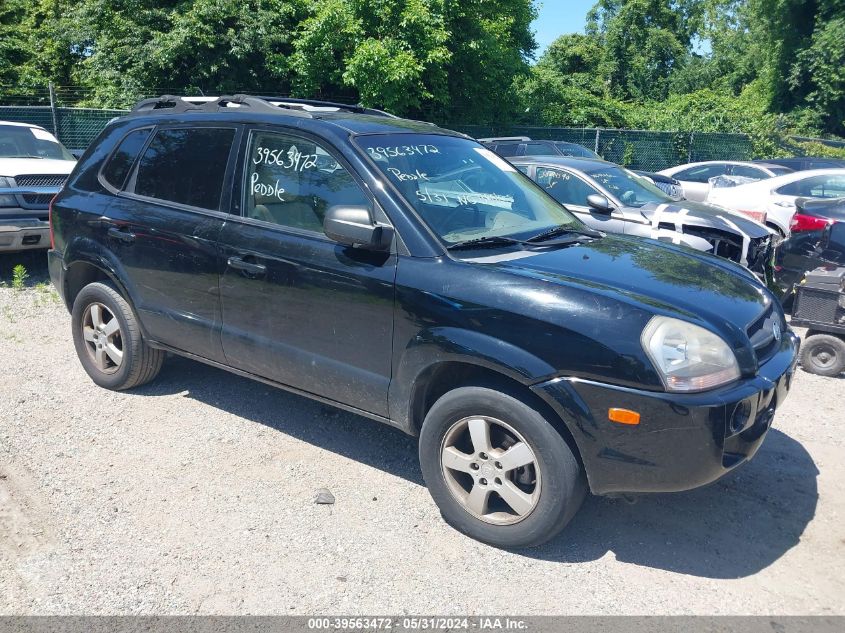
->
<box><xmin>49</xmin><ymin>96</ymin><xmax>799</xmax><ymax>547</ymax></box>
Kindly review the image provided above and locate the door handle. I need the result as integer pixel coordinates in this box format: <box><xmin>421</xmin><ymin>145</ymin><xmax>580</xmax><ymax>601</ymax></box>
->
<box><xmin>107</xmin><ymin>226</ymin><xmax>135</xmax><ymax>244</ymax></box>
<box><xmin>227</xmin><ymin>256</ymin><xmax>267</xmax><ymax>275</ymax></box>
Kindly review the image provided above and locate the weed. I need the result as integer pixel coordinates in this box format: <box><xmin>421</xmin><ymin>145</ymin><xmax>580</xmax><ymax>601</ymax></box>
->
<box><xmin>11</xmin><ymin>264</ymin><xmax>28</xmax><ymax>290</ymax></box>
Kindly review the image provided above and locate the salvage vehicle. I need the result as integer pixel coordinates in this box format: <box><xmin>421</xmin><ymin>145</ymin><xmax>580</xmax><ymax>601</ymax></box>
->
<box><xmin>513</xmin><ymin>156</ymin><xmax>774</xmax><ymax>277</ymax></box>
<box><xmin>658</xmin><ymin>161</ymin><xmax>792</xmax><ymax>203</ymax></box>
<box><xmin>0</xmin><ymin>121</ymin><xmax>75</xmax><ymax>252</ymax></box>
<box><xmin>49</xmin><ymin>95</ymin><xmax>798</xmax><ymax>548</ymax></box>
<box><xmin>478</xmin><ymin>136</ymin><xmax>601</xmax><ymax>159</ymax></box>
<box><xmin>708</xmin><ymin>169</ymin><xmax>845</xmax><ymax>237</ymax></box>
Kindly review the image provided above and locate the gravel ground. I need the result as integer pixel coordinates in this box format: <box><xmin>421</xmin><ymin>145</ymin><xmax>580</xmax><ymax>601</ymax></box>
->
<box><xmin>0</xmin><ymin>252</ymin><xmax>843</xmax><ymax>615</ymax></box>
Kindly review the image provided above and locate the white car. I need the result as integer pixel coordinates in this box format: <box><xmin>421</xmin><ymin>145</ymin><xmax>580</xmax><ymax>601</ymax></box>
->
<box><xmin>707</xmin><ymin>169</ymin><xmax>845</xmax><ymax>237</ymax></box>
<box><xmin>658</xmin><ymin>161</ymin><xmax>792</xmax><ymax>202</ymax></box>
<box><xmin>0</xmin><ymin>121</ymin><xmax>76</xmax><ymax>252</ymax></box>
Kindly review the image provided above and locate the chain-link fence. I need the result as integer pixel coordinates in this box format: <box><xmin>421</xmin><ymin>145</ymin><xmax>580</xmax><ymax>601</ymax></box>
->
<box><xmin>0</xmin><ymin>99</ymin><xmax>834</xmax><ymax>171</ymax></box>
<box><xmin>0</xmin><ymin>105</ymin><xmax>127</xmax><ymax>151</ymax></box>
<box><xmin>451</xmin><ymin>124</ymin><xmax>756</xmax><ymax>171</ymax></box>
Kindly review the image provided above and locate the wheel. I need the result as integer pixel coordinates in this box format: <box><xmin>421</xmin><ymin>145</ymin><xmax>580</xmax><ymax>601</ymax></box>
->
<box><xmin>800</xmin><ymin>334</ymin><xmax>845</xmax><ymax>377</ymax></box>
<box><xmin>71</xmin><ymin>281</ymin><xmax>164</xmax><ymax>390</ymax></box>
<box><xmin>419</xmin><ymin>386</ymin><xmax>586</xmax><ymax>548</ymax></box>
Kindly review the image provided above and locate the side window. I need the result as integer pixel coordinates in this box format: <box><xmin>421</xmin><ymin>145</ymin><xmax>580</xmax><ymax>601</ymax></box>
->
<box><xmin>776</xmin><ymin>175</ymin><xmax>845</xmax><ymax>198</ymax></box>
<box><xmin>244</xmin><ymin>130</ymin><xmax>370</xmax><ymax>234</ymax></box>
<box><xmin>133</xmin><ymin>127</ymin><xmax>235</xmax><ymax>210</ymax></box>
<box><xmin>515</xmin><ymin>164</ymin><xmax>530</xmax><ymax>175</ymax></box>
<box><xmin>674</xmin><ymin>164</ymin><xmax>727</xmax><ymax>183</ymax></box>
<box><xmin>523</xmin><ymin>142</ymin><xmax>558</xmax><ymax>156</ymax></box>
<box><xmin>730</xmin><ymin>164</ymin><xmax>767</xmax><ymax>180</ymax></box>
<box><xmin>493</xmin><ymin>143</ymin><xmax>519</xmax><ymax>157</ymax></box>
<box><xmin>536</xmin><ymin>167</ymin><xmax>599</xmax><ymax>207</ymax></box>
<box><xmin>102</xmin><ymin>128</ymin><xmax>152</xmax><ymax>190</ymax></box>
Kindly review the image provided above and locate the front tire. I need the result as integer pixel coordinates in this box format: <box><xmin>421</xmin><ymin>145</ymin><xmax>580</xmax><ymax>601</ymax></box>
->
<box><xmin>800</xmin><ymin>334</ymin><xmax>845</xmax><ymax>377</ymax></box>
<box><xmin>71</xmin><ymin>281</ymin><xmax>164</xmax><ymax>390</ymax></box>
<box><xmin>419</xmin><ymin>386</ymin><xmax>585</xmax><ymax>548</ymax></box>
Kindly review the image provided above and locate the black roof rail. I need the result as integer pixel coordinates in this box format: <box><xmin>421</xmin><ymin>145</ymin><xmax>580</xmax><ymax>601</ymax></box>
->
<box><xmin>129</xmin><ymin>94</ymin><xmax>397</xmax><ymax>118</ymax></box>
<box><xmin>252</xmin><ymin>96</ymin><xmax>398</xmax><ymax>118</ymax></box>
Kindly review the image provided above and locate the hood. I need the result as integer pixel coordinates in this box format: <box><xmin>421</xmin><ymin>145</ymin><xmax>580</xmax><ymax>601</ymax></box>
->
<box><xmin>471</xmin><ymin>235</ymin><xmax>773</xmax><ymax>343</ymax></box>
<box><xmin>0</xmin><ymin>157</ymin><xmax>76</xmax><ymax>178</ymax></box>
<box><xmin>629</xmin><ymin>200</ymin><xmax>770</xmax><ymax>239</ymax></box>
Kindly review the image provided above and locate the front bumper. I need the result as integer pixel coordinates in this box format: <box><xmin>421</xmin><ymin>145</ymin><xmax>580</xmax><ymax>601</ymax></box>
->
<box><xmin>532</xmin><ymin>330</ymin><xmax>799</xmax><ymax>495</ymax></box>
<box><xmin>0</xmin><ymin>218</ymin><xmax>49</xmax><ymax>252</ymax></box>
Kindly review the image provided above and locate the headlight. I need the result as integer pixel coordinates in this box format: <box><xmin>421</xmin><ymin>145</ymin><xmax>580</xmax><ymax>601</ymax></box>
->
<box><xmin>641</xmin><ymin>316</ymin><xmax>740</xmax><ymax>392</ymax></box>
<box><xmin>0</xmin><ymin>177</ymin><xmax>17</xmax><ymax>208</ymax></box>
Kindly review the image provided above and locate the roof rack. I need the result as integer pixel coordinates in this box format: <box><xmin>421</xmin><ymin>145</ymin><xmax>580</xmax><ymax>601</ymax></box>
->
<box><xmin>130</xmin><ymin>94</ymin><xmax>397</xmax><ymax>118</ymax></box>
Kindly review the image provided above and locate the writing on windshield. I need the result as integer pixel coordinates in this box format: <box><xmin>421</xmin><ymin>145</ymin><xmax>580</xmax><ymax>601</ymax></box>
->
<box><xmin>356</xmin><ymin>134</ymin><xmax>578</xmax><ymax>245</ymax></box>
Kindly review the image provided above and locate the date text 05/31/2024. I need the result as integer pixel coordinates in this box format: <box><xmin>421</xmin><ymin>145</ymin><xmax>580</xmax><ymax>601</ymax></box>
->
<box><xmin>306</xmin><ymin>618</ymin><xmax>529</xmax><ymax>631</ymax></box>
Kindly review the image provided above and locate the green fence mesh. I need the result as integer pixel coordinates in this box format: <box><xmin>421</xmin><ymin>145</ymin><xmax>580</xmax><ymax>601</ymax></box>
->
<box><xmin>0</xmin><ymin>105</ymin><xmax>127</xmax><ymax>150</ymax></box>
<box><xmin>0</xmin><ymin>104</ymin><xmax>830</xmax><ymax>170</ymax></box>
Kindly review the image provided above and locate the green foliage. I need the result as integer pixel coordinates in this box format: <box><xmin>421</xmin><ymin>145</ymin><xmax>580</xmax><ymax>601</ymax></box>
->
<box><xmin>12</xmin><ymin>264</ymin><xmax>28</xmax><ymax>290</ymax></box>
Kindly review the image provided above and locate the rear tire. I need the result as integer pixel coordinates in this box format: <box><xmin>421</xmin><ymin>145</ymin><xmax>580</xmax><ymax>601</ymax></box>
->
<box><xmin>71</xmin><ymin>281</ymin><xmax>164</xmax><ymax>390</ymax></box>
<box><xmin>800</xmin><ymin>334</ymin><xmax>845</xmax><ymax>377</ymax></box>
<box><xmin>419</xmin><ymin>386</ymin><xmax>585</xmax><ymax>548</ymax></box>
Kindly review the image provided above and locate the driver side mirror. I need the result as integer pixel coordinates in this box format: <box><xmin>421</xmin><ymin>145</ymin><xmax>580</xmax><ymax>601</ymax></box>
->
<box><xmin>586</xmin><ymin>194</ymin><xmax>614</xmax><ymax>214</ymax></box>
<box><xmin>324</xmin><ymin>205</ymin><xmax>393</xmax><ymax>251</ymax></box>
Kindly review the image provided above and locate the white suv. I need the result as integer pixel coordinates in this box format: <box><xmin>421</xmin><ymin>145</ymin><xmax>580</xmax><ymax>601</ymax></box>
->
<box><xmin>0</xmin><ymin>121</ymin><xmax>76</xmax><ymax>252</ymax></box>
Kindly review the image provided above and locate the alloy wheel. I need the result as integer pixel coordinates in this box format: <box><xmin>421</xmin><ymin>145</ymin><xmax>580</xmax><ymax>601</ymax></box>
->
<box><xmin>81</xmin><ymin>302</ymin><xmax>124</xmax><ymax>374</ymax></box>
<box><xmin>440</xmin><ymin>415</ymin><xmax>541</xmax><ymax>525</ymax></box>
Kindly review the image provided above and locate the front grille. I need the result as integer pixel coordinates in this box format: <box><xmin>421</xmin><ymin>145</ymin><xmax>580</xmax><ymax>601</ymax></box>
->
<box><xmin>747</xmin><ymin>304</ymin><xmax>781</xmax><ymax>364</ymax></box>
<box><xmin>12</xmin><ymin>174</ymin><xmax>67</xmax><ymax>208</ymax></box>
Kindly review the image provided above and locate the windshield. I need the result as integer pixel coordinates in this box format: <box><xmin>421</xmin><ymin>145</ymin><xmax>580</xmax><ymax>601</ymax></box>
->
<box><xmin>356</xmin><ymin>134</ymin><xmax>581</xmax><ymax>244</ymax></box>
<box><xmin>584</xmin><ymin>164</ymin><xmax>671</xmax><ymax>208</ymax></box>
<box><xmin>0</xmin><ymin>125</ymin><xmax>75</xmax><ymax>161</ymax></box>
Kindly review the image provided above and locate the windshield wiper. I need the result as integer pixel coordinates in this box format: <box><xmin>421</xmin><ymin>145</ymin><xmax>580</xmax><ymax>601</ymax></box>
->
<box><xmin>526</xmin><ymin>225</ymin><xmax>602</xmax><ymax>243</ymax></box>
<box><xmin>446</xmin><ymin>235</ymin><xmax>526</xmax><ymax>251</ymax></box>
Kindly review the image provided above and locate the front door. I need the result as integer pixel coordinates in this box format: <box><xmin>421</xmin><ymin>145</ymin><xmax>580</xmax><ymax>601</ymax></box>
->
<box><xmin>217</xmin><ymin>127</ymin><xmax>397</xmax><ymax>416</ymax></box>
<box><xmin>533</xmin><ymin>166</ymin><xmax>628</xmax><ymax>233</ymax></box>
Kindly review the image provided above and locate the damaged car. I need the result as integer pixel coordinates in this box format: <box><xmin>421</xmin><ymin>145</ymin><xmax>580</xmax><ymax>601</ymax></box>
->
<box><xmin>514</xmin><ymin>156</ymin><xmax>775</xmax><ymax>277</ymax></box>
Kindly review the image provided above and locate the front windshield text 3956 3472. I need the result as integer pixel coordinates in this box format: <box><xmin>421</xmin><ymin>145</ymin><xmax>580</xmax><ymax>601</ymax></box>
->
<box><xmin>356</xmin><ymin>134</ymin><xmax>583</xmax><ymax>247</ymax></box>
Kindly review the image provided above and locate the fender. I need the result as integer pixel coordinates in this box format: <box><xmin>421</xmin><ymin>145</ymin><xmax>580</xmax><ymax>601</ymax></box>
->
<box><xmin>61</xmin><ymin>236</ymin><xmax>149</xmax><ymax>338</ymax></box>
<box><xmin>389</xmin><ymin>326</ymin><xmax>558</xmax><ymax>432</ymax></box>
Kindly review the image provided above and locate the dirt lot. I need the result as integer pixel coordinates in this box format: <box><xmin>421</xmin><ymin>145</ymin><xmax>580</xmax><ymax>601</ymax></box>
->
<box><xmin>1</xmin><ymin>252</ymin><xmax>843</xmax><ymax>615</ymax></box>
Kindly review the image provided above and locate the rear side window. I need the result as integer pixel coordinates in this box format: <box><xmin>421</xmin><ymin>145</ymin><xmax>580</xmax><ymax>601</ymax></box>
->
<box><xmin>102</xmin><ymin>128</ymin><xmax>152</xmax><ymax>190</ymax></box>
<box><xmin>523</xmin><ymin>142</ymin><xmax>558</xmax><ymax>156</ymax></box>
<box><xmin>492</xmin><ymin>143</ymin><xmax>520</xmax><ymax>157</ymax></box>
<box><xmin>730</xmin><ymin>164</ymin><xmax>768</xmax><ymax>180</ymax></box>
<box><xmin>133</xmin><ymin>127</ymin><xmax>236</xmax><ymax>210</ymax></box>
<box><xmin>674</xmin><ymin>164</ymin><xmax>729</xmax><ymax>183</ymax></box>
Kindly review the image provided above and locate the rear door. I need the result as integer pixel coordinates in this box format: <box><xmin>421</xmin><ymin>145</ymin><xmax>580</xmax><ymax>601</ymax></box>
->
<box><xmin>104</xmin><ymin>124</ymin><xmax>240</xmax><ymax>363</ymax></box>
<box><xmin>217</xmin><ymin>126</ymin><xmax>397</xmax><ymax>416</ymax></box>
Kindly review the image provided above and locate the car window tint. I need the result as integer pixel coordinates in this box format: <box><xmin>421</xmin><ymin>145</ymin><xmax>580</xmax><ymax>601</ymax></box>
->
<box><xmin>730</xmin><ymin>164</ymin><xmax>767</xmax><ymax>180</ymax></box>
<box><xmin>536</xmin><ymin>167</ymin><xmax>598</xmax><ymax>206</ymax></box>
<box><xmin>493</xmin><ymin>143</ymin><xmax>519</xmax><ymax>157</ymax></box>
<box><xmin>244</xmin><ymin>130</ymin><xmax>369</xmax><ymax>234</ymax></box>
<box><xmin>674</xmin><ymin>164</ymin><xmax>728</xmax><ymax>183</ymax></box>
<box><xmin>523</xmin><ymin>142</ymin><xmax>559</xmax><ymax>156</ymax></box>
<box><xmin>778</xmin><ymin>175</ymin><xmax>845</xmax><ymax>198</ymax></box>
<box><xmin>102</xmin><ymin>128</ymin><xmax>152</xmax><ymax>190</ymax></box>
<box><xmin>134</xmin><ymin>127</ymin><xmax>235</xmax><ymax>210</ymax></box>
